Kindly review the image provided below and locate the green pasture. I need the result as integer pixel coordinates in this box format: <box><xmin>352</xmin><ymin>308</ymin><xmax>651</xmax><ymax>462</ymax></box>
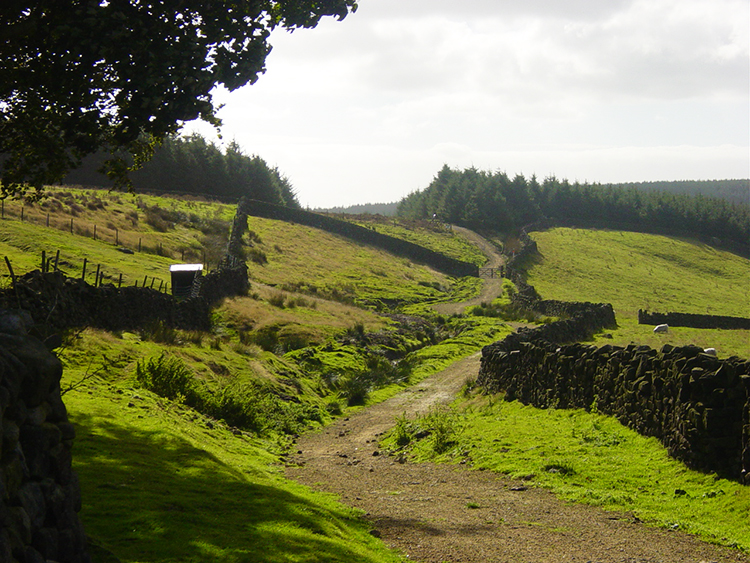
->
<box><xmin>523</xmin><ymin>228</ymin><xmax>750</xmax><ymax>357</ymax></box>
<box><xmin>3</xmin><ymin>188</ymin><xmax>749</xmax><ymax>561</ymax></box>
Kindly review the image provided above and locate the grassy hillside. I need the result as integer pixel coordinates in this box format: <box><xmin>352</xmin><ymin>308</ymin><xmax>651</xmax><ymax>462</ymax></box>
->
<box><xmin>520</xmin><ymin>228</ymin><xmax>750</xmax><ymax>358</ymax></box>
<box><xmin>2</xmin><ymin>188</ymin><xmax>749</xmax><ymax>560</ymax></box>
<box><xmin>0</xmin><ymin>187</ymin><xmax>504</xmax><ymax>563</ymax></box>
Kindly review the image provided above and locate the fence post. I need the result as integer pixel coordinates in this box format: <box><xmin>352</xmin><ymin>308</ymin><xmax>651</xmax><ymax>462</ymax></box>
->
<box><xmin>118</xmin><ymin>273</ymin><xmax>122</xmax><ymax>288</ymax></box>
<box><xmin>142</xmin><ymin>275</ymin><xmax>148</xmax><ymax>287</ymax></box>
<box><xmin>82</xmin><ymin>258</ymin><xmax>87</xmax><ymax>280</ymax></box>
<box><xmin>54</xmin><ymin>250</ymin><xmax>60</xmax><ymax>271</ymax></box>
<box><xmin>93</xmin><ymin>225</ymin><xmax>97</xmax><ymax>240</ymax></box>
<box><xmin>4</xmin><ymin>257</ymin><xmax>20</xmax><ymax>309</ymax></box>
<box><xmin>158</xmin><ymin>280</ymin><xmax>163</xmax><ymax>292</ymax></box>
<box><xmin>20</xmin><ymin>207</ymin><xmax>23</xmax><ymax>222</ymax></box>
<box><xmin>115</xmin><ymin>227</ymin><xmax>119</xmax><ymax>246</ymax></box>
<box><xmin>95</xmin><ymin>264</ymin><xmax>101</xmax><ymax>287</ymax></box>
<box><xmin>70</xmin><ymin>218</ymin><xmax>73</xmax><ymax>233</ymax></box>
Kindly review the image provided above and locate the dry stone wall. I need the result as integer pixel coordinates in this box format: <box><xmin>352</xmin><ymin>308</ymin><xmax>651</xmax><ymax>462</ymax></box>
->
<box><xmin>480</xmin><ymin>227</ymin><xmax>750</xmax><ymax>483</ymax></box>
<box><xmin>478</xmin><ymin>338</ymin><xmax>750</xmax><ymax>482</ymax></box>
<box><xmin>0</xmin><ymin>311</ymin><xmax>90</xmax><ymax>563</ymax></box>
<box><xmin>0</xmin><ymin>261</ymin><xmax>248</xmax><ymax>335</ymax></box>
<box><xmin>638</xmin><ymin>309</ymin><xmax>750</xmax><ymax>331</ymax></box>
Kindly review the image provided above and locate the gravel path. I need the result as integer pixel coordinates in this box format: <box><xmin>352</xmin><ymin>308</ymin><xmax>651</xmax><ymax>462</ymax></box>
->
<box><xmin>286</xmin><ymin>353</ymin><xmax>748</xmax><ymax>562</ymax></box>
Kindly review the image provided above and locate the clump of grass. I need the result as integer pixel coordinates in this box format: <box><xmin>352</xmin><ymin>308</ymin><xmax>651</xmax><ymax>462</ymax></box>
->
<box><xmin>383</xmin><ymin>406</ymin><xmax>463</xmax><ymax>455</ymax></box>
<box><xmin>139</xmin><ymin>319</ymin><xmax>179</xmax><ymax>345</ymax></box>
<box><xmin>135</xmin><ymin>353</ymin><xmax>197</xmax><ymax>402</ymax></box>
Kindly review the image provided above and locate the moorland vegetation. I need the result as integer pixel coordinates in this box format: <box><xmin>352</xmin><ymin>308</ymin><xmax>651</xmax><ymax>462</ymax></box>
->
<box><xmin>0</xmin><ymin>181</ymin><xmax>748</xmax><ymax>561</ymax></box>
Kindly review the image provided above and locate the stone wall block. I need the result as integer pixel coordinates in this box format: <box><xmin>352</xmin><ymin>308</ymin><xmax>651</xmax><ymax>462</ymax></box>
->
<box><xmin>31</xmin><ymin>526</ymin><xmax>57</xmax><ymax>560</ymax></box>
<box><xmin>19</xmin><ymin>423</ymin><xmax>62</xmax><ymax>480</ymax></box>
<box><xmin>4</xmin><ymin>444</ymin><xmax>29</xmax><ymax>499</ymax></box>
<box><xmin>17</xmin><ymin>482</ymin><xmax>45</xmax><ymax>530</ymax></box>
<box><xmin>0</xmin><ymin>319</ymin><xmax>90</xmax><ymax>563</ymax></box>
<box><xmin>8</xmin><ymin>506</ymin><xmax>31</xmax><ymax>544</ymax></box>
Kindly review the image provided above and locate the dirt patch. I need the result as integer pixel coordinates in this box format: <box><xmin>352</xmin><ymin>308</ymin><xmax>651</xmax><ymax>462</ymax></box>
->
<box><xmin>286</xmin><ymin>353</ymin><xmax>748</xmax><ymax>562</ymax></box>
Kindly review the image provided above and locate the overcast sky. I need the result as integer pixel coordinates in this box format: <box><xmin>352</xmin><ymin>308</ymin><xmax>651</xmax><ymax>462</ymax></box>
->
<box><xmin>185</xmin><ymin>0</ymin><xmax>750</xmax><ymax>209</ymax></box>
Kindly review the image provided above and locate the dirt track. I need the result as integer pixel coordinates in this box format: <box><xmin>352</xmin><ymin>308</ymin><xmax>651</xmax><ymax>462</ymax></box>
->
<box><xmin>286</xmin><ymin>351</ymin><xmax>747</xmax><ymax>562</ymax></box>
<box><xmin>286</xmin><ymin>229</ymin><xmax>748</xmax><ymax>562</ymax></box>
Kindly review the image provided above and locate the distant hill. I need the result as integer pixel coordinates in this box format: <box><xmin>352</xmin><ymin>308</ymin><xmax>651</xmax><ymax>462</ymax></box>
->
<box><xmin>613</xmin><ymin>179</ymin><xmax>749</xmax><ymax>206</ymax></box>
<box><xmin>315</xmin><ymin>202</ymin><xmax>399</xmax><ymax>216</ymax></box>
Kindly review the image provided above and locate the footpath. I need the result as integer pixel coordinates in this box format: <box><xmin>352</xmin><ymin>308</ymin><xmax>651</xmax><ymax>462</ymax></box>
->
<box><xmin>286</xmin><ymin>229</ymin><xmax>748</xmax><ymax>563</ymax></box>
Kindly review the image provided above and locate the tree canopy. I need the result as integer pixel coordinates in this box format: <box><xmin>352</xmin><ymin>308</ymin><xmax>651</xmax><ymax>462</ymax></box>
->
<box><xmin>398</xmin><ymin>165</ymin><xmax>750</xmax><ymax>256</ymax></box>
<box><xmin>0</xmin><ymin>0</ymin><xmax>357</xmax><ymax>197</ymax></box>
<box><xmin>64</xmin><ymin>133</ymin><xmax>300</xmax><ymax>207</ymax></box>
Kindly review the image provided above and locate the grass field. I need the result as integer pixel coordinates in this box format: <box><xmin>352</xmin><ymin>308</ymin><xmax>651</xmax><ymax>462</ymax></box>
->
<box><xmin>523</xmin><ymin>228</ymin><xmax>750</xmax><ymax>357</ymax></box>
<box><xmin>2</xmin><ymin>189</ymin><xmax>749</xmax><ymax>561</ymax></box>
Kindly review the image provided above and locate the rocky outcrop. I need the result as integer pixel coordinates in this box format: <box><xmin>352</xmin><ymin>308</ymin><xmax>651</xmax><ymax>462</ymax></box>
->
<box><xmin>0</xmin><ymin>311</ymin><xmax>90</xmax><ymax>563</ymax></box>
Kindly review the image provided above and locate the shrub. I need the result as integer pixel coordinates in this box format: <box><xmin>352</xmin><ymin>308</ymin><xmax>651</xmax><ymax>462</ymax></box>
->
<box><xmin>135</xmin><ymin>354</ymin><xmax>197</xmax><ymax>402</ymax></box>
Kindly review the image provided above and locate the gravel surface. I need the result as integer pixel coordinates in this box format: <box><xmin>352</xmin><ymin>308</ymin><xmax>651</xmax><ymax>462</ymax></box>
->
<box><xmin>286</xmin><ymin>353</ymin><xmax>748</xmax><ymax>562</ymax></box>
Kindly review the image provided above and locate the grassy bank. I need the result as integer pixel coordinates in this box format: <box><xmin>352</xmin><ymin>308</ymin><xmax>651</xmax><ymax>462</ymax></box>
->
<box><xmin>383</xmin><ymin>396</ymin><xmax>750</xmax><ymax>553</ymax></box>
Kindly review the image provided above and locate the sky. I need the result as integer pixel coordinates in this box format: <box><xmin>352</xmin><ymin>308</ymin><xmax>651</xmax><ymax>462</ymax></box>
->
<box><xmin>185</xmin><ymin>0</ymin><xmax>750</xmax><ymax>209</ymax></box>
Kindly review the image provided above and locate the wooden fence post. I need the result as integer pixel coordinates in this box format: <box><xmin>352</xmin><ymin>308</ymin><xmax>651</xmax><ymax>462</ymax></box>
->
<box><xmin>70</xmin><ymin>218</ymin><xmax>74</xmax><ymax>233</ymax></box>
<box><xmin>4</xmin><ymin>257</ymin><xmax>20</xmax><ymax>309</ymax></box>
<box><xmin>118</xmin><ymin>273</ymin><xmax>122</xmax><ymax>288</ymax></box>
<box><xmin>95</xmin><ymin>264</ymin><xmax>101</xmax><ymax>287</ymax></box>
<box><xmin>93</xmin><ymin>225</ymin><xmax>97</xmax><ymax>240</ymax></box>
<box><xmin>20</xmin><ymin>207</ymin><xmax>24</xmax><ymax>222</ymax></box>
<box><xmin>82</xmin><ymin>258</ymin><xmax>87</xmax><ymax>280</ymax></box>
<box><xmin>54</xmin><ymin>250</ymin><xmax>60</xmax><ymax>271</ymax></box>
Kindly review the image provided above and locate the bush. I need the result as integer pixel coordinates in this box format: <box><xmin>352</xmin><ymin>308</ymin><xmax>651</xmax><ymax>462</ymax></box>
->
<box><xmin>421</xmin><ymin>406</ymin><xmax>463</xmax><ymax>454</ymax></box>
<box><xmin>135</xmin><ymin>354</ymin><xmax>197</xmax><ymax>402</ymax></box>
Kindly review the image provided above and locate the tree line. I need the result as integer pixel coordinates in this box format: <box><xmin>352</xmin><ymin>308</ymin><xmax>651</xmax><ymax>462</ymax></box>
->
<box><xmin>397</xmin><ymin>165</ymin><xmax>750</xmax><ymax>253</ymax></box>
<box><xmin>63</xmin><ymin>134</ymin><xmax>300</xmax><ymax>208</ymax></box>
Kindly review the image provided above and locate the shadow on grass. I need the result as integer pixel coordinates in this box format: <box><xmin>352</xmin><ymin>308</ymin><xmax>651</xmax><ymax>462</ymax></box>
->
<box><xmin>71</xmin><ymin>412</ymin><xmax>393</xmax><ymax>563</ymax></box>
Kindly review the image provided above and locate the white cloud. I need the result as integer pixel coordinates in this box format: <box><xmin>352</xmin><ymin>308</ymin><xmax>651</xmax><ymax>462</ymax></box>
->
<box><xmin>186</xmin><ymin>0</ymin><xmax>749</xmax><ymax>207</ymax></box>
